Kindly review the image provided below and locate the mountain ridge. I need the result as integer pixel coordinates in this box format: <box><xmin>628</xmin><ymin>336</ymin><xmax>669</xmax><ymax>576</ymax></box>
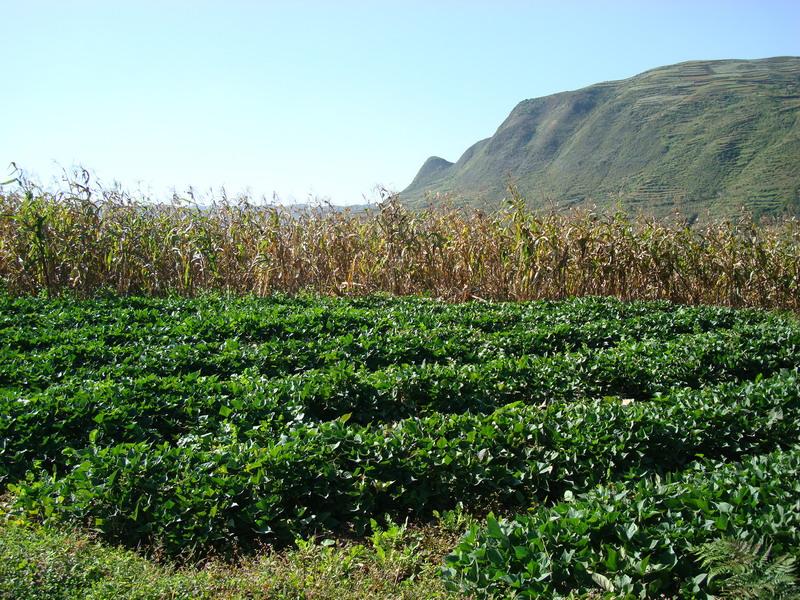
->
<box><xmin>401</xmin><ymin>57</ymin><xmax>800</xmax><ymax>219</ymax></box>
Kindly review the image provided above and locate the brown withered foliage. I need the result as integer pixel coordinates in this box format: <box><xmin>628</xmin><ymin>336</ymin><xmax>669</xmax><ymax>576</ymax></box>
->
<box><xmin>0</xmin><ymin>179</ymin><xmax>797</xmax><ymax>311</ymax></box>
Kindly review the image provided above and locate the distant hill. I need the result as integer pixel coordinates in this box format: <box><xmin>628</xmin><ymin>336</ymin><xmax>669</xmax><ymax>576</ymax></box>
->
<box><xmin>401</xmin><ymin>57</ymin><xmax>800</xmax><ymax>220</ymax></box>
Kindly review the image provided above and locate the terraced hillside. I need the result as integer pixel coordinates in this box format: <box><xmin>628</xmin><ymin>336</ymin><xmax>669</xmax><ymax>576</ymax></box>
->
<box><xmin>402</xmin><ymin>57</ymin><xmax>800</xmax><ymax>220</ymax></box>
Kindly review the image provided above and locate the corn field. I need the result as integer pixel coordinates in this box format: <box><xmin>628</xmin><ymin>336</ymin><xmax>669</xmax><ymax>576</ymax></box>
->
<box><xmin>0</xmin><ymin>181</ymin><xmax>798</xmax><ymax>310</ymax></box>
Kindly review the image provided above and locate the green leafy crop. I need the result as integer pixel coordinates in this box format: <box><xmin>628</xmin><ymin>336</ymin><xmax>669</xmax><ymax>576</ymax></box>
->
<box><xmin>1</xmin><ymin>294</ymin><xmax>799</xmax><ymax>562</ymax></box>
<box><xmin>443</xmin><ymin>447</ymin><xmax>800</xmax><ymax>598</ymax></box>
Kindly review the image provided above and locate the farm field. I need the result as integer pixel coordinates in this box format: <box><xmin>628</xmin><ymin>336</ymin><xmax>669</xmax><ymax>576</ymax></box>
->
<box><xmin>6</xmin><ymin>2</ymin><xmax>800</xmax><ymax>598</ymax></box>
<box><xmin>1</xmin><ymin>188</ymin><xmax>799</xmax><ymax>311</ymax></box>
<box><xmin>1</xmin><ymin>293</ymin><xmax>799</xmax><ymax>598</ymax></box>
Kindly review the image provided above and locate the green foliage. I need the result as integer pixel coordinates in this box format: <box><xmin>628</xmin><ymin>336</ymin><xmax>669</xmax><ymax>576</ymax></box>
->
<box><xmin>694</xmin><ymin>538</ymin><xmax>800</xmax><ymax>599</ymax></box>
<box><xmin>2</xmin><ymin>294</ymin><xmax>797</xmax><ymax>484</ymax></box>
<box><xmin>1</xmin><ymin>292</ymin><xmax>799</xmax><ymax>583</ymax></box>
<box><xmin>402</xmin><ymin>57</ymin><xmax>800</xmax><ymax>221</ymax></box>
<box><xmin>7</xmin><ymin>367</ymin><xmax>800</xmax><ymax>555</ymax></box>
<box><xmin>442</xmin><ymin>447</ymin><xmax>800</xmax><ymax>598</ymax></box>
<box><xmin>0</xmin><ymin>520</ymin><xmax>457</xmax><ymax>599</ymax></box>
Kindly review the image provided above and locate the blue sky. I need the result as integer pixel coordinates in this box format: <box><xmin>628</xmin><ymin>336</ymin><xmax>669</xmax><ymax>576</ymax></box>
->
<box><xmin>4</xmin><ymin>1</ymin><xmax>799</xmax><ymax>204</ymax></box>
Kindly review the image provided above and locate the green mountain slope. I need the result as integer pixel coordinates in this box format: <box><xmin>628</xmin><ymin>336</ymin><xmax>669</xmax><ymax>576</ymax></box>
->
<box><xmin>401</xmin><ymin>57</ymin><xmax>800</xmax><ymax>219</ymax></box>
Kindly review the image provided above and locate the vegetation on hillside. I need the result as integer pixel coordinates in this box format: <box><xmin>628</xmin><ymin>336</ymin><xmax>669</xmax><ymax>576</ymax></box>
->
<box><xmin>402</xmin><ymin>57</ymin><xmax>800</xmax><ymax>220</ymax></box>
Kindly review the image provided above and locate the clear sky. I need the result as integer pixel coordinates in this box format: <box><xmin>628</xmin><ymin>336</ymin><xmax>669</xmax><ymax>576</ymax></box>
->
<box><xmin>4</xmin><ymin>1</ymin><xmax>799</xmax><ymax>204</ymax></box>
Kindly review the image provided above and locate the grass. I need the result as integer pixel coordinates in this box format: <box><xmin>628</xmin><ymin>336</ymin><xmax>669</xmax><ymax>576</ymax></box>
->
<box><xmin>0</xmin><ymin>516</ymin><xmax>464</xmax><ymax>600</ymax></box>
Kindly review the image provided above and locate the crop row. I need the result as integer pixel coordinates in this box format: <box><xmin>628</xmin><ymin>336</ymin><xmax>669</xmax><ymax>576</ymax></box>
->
<box><xmin>7</xmin><ymin>322</ymin><xmax>796</xmax><ymax>405</ymax></box>
<box><xmin>1</xmin><ymin>293</ymin><xmax>765</xmax><ymax>340</ymax></box>
<box><xmin>443</xmin><ymin>445</ymin><xmax>800</xmax><ymax>598</ymax></box>
<box><xmin>0</xmin><ymin>295</ymin><xmax>777</xmax><ymax>386</ymax></box>
<box><xmin>2</xmin><ymin>186</ymin><xmax>799</xmax><ymax>310</ymax></box>
<box><xmin>9</xmin><ymin>369</ymin><xmax>799</xmax><ymax>557</ymax></box>
<box><xmin>2</xmin><ymin>318</ymin><xmax>798</xmax><ymax>484</ymax></box>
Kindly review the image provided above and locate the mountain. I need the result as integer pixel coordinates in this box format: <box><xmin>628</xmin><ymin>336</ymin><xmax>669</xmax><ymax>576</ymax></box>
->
<box><xmin>401</xmin><ymin>57</ymin><xmax>800</xmax><ymax>220</ymax></box>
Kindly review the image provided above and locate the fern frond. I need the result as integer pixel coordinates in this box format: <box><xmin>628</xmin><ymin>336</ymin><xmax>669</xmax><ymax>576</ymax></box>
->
<box><xmin>694</xmin><ymin>537</ymin><xmax>800</xmax><ymax>600</ymax></box>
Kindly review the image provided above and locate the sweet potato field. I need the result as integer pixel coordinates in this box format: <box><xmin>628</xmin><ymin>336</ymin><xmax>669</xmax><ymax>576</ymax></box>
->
<box><xmin>1</xmin><ymin>293</ymin><xmax>799</xmax><ymax>598</ymax></box>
